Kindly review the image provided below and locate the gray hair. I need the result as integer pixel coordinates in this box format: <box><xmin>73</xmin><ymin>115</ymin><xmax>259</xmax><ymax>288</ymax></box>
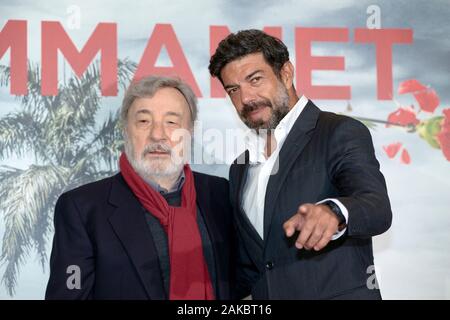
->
<box><xmin>120</xmin><ymin>76</ymin><xmax>198</xmax><ymax>128</ymax></box>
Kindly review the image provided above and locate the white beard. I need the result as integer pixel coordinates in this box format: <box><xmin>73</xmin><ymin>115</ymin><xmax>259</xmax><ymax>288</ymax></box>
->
<box><xmin>124</xmin><ymin>138</ymin><xmax>185</xmax><ymax>184</ymax></box>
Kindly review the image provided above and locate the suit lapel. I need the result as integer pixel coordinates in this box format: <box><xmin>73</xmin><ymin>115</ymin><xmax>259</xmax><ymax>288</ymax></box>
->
<box><xmin>107</xmin><ymin>174</ymin><xmax>166</xmax><ymax>300</ymax></box>
<box><xmin>194</xmin><ymin>173</ymin><xmax>225</xmax><ymax>246</ymax></box>
<box><xmin>235</xmin><ymin>152</ymin><xmax>265</xmax><ymax>249</ymax></box>
<box><xmin>193</xmin><ymin>173</ymin><xmax>224</xmax><ymax>298</ymax></box>
<box><xmin>263</xmin><ymin>101</ymin><xmax>321</xmax><ymax>240</ymax></box>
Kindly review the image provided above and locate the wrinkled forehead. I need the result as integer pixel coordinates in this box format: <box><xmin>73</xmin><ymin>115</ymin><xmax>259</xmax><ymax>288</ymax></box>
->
<box><xmin>129</xmin><ymin>88</ymin><xmax>190</xmax><ymax>117</ymax></box>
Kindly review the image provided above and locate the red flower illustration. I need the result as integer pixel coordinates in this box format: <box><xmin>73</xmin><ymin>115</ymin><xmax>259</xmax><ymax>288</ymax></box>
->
<box><xmin>437</xmin><ymin>109</ymin><xmax>450</xmax><ymax>161</ymax></box>
<box><xmin>413</xmin><ymin>89</ymin><xmax>440</xmax><ymax>113</ymax></box>
<box><xmin>397</xmin><ymin>79</ymin><xmax>440</xmax><ymax>113</ymax></box>
<box><xmin>383</xmin><ymin>143</ymin><xmax>411</xmax><ymax>164</ymax></box>
<box><xmin>383</xmin><ymin>142</ymin><xmax>402</xmax><ymax>158</ymax></box>
<box><xmin>387</xmin><ymin>107</ymin><xmax>420</xmax><ymax>127</ymax></box>
<box><xmin>401</xmin><ymin>149</ymin><xmax>411</xmax><ymax>164</ymax></box>
<box><xmin>398</xmin><ymin>79</ymin><xmax>427</xmax><ymax>94</ymax></box>
<box><xmin>351</xmin><ymin>80</ymin><xmax>448</xmax><ymax>163</ymax></box>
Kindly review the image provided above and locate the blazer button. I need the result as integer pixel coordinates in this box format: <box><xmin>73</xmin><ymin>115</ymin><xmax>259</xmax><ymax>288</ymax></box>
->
<box><xmin>265</xmin><ymin>261</ymin><xmax>274</xmax><ymax>270</ymax></box>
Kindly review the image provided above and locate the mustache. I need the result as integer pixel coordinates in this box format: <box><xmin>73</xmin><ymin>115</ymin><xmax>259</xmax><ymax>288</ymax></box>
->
<box><xmin>141</xmin><ymin>142</ymin><xmax>172</xmax><ymax>157</ymax></box>
<box><xmin>241</xmin><ymin>99</ymin><xmax>273</xmax><ymax>118</ymax></box>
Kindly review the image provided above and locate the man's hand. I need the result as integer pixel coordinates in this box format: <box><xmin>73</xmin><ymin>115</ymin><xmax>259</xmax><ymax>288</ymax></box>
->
<box><xmin>283</xmin><ymin>203</ymin><xmax>340</xmax><ymax>251</ymax></box>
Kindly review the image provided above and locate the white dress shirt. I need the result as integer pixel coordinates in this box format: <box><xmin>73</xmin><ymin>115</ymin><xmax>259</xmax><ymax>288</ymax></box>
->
<box><xmin>242</xmin><ymin>95</ymin><xmax>348</xmax><ymax>240</ymax></box>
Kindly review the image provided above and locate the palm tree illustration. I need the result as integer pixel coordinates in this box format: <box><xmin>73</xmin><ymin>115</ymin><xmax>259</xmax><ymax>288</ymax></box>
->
<box><xmin>0</xmin><ymin>59</ymin><xmax>136</xmax><ymax>296</ymax></box>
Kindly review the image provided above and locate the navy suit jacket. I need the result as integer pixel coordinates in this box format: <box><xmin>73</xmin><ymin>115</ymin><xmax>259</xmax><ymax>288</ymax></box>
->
<box><xmin>46</xmin><ymin>171</ymin><xmax>235</xmax><ymax>299</ymax></box>
<box><xmin>230</xmin><ymin>101</ymin><xmax>392</xmax><ymax>299</ymax></box>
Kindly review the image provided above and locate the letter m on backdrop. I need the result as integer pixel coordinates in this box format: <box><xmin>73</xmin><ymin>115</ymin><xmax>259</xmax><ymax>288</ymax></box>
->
<box><xmin>41</xmin><ymin>21</ymin><xmax>117</xmax><ymax>96</ymax></box>
<box><xmin>0</xmin><ymin>20</ymin><xmax>27</xmax><ymax>95</ymax></box>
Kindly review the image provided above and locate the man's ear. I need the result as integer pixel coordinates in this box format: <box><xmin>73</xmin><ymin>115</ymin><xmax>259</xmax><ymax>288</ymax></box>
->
<box><xmin>280</xmin><ymin>61</ymin><xmax>294</xmax><ymax>89</ymax></box>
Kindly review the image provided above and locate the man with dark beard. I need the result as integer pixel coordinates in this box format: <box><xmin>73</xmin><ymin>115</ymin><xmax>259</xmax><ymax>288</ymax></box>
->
<box><xmin>46</xmin><ymin>76</ymin><xmax>235</xmax><ymax>300</ymax></box>
<box><xmin>209</xmin><ymin>29</ymin><xmax>392</xmax><ymax>299</ymax></box>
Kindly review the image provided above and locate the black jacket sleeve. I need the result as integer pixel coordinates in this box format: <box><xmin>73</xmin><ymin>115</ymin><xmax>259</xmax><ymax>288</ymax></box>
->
<box><xmin>328</xmin><ymin>117</ymin><xmax>392</xmax><ymax>238</ymax></box>
<box><xmin>45</xmin><ymin>192</ymin><xmax>95</xmax><ymax>299</ymax></box>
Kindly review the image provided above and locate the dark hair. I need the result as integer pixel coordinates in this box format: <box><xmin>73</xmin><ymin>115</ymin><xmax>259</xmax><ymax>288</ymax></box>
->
<box><xmin>209</xmin><ymin>29</ymin><xmax>290</xmax><ymax>83</ymax></box>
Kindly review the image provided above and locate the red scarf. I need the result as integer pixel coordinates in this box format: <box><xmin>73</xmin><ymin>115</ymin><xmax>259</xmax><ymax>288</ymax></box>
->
<box><xmin>119</xmin><ymin>153</ymin><xmax>215</xmax><ymax>300</ymax></box>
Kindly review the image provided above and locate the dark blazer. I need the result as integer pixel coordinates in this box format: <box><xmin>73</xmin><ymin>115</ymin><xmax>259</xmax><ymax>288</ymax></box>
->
<box><xmin>46</xmin><ymin>171</ymin><xmax>235</xmax><ymax>300</ymax></box>
<box><xmin>230</xmin><ymin>101</ymin><xmax>392</xmax><ymax>300</ymax></box>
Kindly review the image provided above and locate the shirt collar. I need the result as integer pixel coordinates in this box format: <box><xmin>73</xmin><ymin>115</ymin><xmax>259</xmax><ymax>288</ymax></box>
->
<box><xmin>147</xmin><ymin>170</ymin><xmax>186</xmax><ymax>195</ymax></box>
<box><xmin>246</xmin><ymin>95</ymin><xmax>309</xmax><ymax>164</ymax></box>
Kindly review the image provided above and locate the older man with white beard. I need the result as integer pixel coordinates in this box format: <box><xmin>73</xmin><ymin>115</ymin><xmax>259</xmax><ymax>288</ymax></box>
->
<box><xmin>46</xmin><ymin>76</ymin><xmax>236</xmax><ymax>300</ymax></box>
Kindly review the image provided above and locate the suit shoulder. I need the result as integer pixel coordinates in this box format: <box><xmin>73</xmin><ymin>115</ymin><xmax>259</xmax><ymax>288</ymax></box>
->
<box><xmin>193</xmin><ymin>171</ymin><xmax>228</xmax><ymax>187</ymax></box>
<box><xmin>59</xmin><ymin>174</ymin><xmax>118</xmax><ymax>203</ymax></box>
<box><xmin>193</xmin><ymin>171</ymin><xmax>230</xmax><ymax>204</ymax></box>
<box><xmin>53</xmin><ymin>174</ymin><xmax>120</xmax><ymax>227</ymax></box>
<box><xmin>318</xmin><ymin>111</ymin><xmax>370</xmax><ymax>134</ymax></box>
